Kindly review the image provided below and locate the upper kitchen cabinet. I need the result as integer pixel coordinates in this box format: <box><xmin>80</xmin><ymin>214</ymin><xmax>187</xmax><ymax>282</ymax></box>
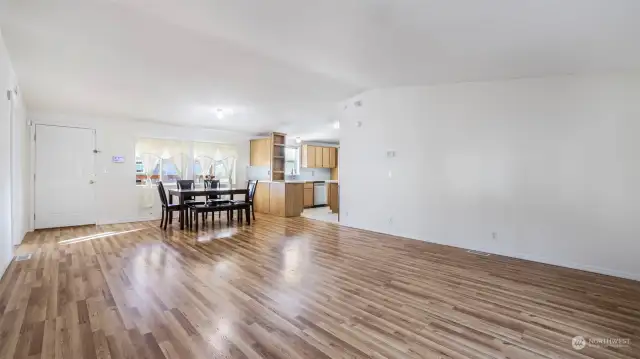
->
<box><xmin>329</xmin><ymin>147</ymin><xmax>337</xmax><ymax>168</ymax></box>
<box><xmin>301</xmin><ymin>144</ymin><xmax>337</xmax><ymax>168</ymax></box>
<box><xmin>250</xmin><ymin>138</ymin><xmax>271</xmax><ymax>167</ymax></box>
<box><xmin>250</xmin><ymin>132</ymin><xmax>287</xmax><ymax>181</ymax></box>
<box><xmin>315</xmin><ymin>146</ymin><xmax>323</xmax><ymax>167</ymax></box>
<box><xmin>301</xmin><ymin>145</ymin><xmax>316</xmax><ymax>168</ymax></box>
<box><xmin>322</xmin><ymin>147</ymin><xmax>330</xmax><ymax>168</ymax></box>
<box><xmin>270</xmin><ymin>132</ymin><xmax>286</xmax><ymax>181</ymax></box>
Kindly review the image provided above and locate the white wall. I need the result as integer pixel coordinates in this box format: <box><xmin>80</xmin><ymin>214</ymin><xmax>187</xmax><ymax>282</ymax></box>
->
<box><xmin>340</xmin><ymin>72</ymin><xmax>640</xmax><ymax>280</ymax></box>
<box><xmin>0</xmin><ymin>28</ymin><xmax>27</xmax><ymax>277</ymax></box>
<box><xmin>30</xmin><ymin>112</ymin><xmax>251</xmax><ymax>225</ymax></box>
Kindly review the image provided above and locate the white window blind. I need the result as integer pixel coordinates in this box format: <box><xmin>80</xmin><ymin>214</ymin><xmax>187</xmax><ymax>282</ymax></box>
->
<box><xmin>135</xmin><ymin>138</ymin><xmax>237</xmax><ymax>186</ymax></box>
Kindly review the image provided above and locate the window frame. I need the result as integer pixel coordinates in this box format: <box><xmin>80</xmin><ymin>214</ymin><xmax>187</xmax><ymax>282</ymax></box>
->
<box><xmin>284</xmin><ymin>146</ymin><xmax>300</xmax><ymax>176</ymax></box>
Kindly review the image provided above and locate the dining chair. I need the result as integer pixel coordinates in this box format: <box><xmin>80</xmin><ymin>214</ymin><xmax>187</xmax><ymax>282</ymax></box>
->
<box><xmin>204</xmin><ymin>179</ymin><xmax>229</xmax><ymax>204</ymax></box>
<box><xmin>188</xmin><ymin>201</ymin><xmax>250</xmax><ymax>231</ymax></box>
<box><xmin>157</xmin><ymin>181</ymin><xmax>182</xmax><ymax>230</ymax></box>
<box><xmin>203</xmin><ymin>179</ymin><xmax>230</xmax><ymax>221</ymax></box>
<box><xmin>177</xmin><ymin>180</ymin><xmax>205</xmax><ymax>206</ymax></box>
<box><xmin>231</xmin><ymin>180</ymin><xmax>257</xmax><ymax>221</ymax></box>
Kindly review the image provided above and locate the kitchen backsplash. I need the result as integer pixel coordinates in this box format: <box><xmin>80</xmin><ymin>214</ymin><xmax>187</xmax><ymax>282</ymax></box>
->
<box><xmin>247</xmin><ymin>166</ymin><xmax>330</xmax><ymax>181</ymax></box>
<box><xmin>246</xmin><ymin>166</ymin><xmax>271</xmax><ymax>180</ymax></box>
<box><xmin>289</xmin><ymin>167</ymin><xmax>331</xmax><ymax>181</ymax></box>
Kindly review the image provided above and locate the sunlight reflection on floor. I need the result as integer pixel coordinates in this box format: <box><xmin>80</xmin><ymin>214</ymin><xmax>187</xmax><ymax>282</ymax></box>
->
<box><xmin>58</xmin><ymin>228</ymin><xmax>144</xmax><ymax>245</ymax></box>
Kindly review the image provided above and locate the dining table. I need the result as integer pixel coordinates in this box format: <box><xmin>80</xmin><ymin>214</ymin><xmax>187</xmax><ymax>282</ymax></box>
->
<box><xmin>167</xmin><ymin>188</ymin><xmax>248</xmax><ymax>230</ymax></box>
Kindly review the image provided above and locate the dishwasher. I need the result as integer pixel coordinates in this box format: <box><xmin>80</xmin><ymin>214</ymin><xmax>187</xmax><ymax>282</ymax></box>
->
<box><xmin>313</xmin><ymin>182</ymin><xmax>327</xmax><ymax>206</ymax></box>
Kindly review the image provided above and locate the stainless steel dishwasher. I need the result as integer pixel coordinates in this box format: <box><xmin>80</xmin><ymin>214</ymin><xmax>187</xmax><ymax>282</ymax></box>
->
<box><xmin>313</xmin><ymin>182</ymin><xmax>327</xmax><ymax>206</ymax></box>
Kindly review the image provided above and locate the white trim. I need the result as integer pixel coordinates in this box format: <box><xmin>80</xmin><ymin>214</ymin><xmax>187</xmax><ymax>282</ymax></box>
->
<box><xmin>8</xmin><ymin>88</ymin><xmax>14</xmax><ymax>246</ymax></box>
<box><xmin>28</xmin><ymin>123</ymin><xmax>35</xmax><ymax>232</ymax></box>
<box><xmin>338</xmin><ymin>222</ymin><xmax>640</xmax><ymax>282</ymax></box>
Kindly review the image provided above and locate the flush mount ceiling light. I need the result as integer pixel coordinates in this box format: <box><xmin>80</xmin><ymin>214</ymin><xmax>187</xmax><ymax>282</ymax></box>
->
<box><xmin>214</xmin><ymin>108</ymin><xmax>234</xmax><ymax>119</ymax></box>
<box><xmin>333</xmin><ymin>121</ymin><xmax>340</xmax><ymax>129</ymax></box>
<box><xmin>295</xmin><ymin>137</ymin><xmax>302</xmax><ymax>144</ymax></box>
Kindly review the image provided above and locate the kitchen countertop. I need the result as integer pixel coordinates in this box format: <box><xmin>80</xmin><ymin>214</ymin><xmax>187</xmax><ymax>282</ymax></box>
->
<box><xmin>255</xmin><ymin>180</ymin><xmax>338</xmax><ymax>183</ymax></box>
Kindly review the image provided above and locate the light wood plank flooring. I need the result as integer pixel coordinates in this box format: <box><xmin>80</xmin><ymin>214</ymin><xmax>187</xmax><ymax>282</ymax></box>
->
<box><xmin>0</xmin><ymin>214</ymin><xmax>638</xmax><ymax>359</ymax></box>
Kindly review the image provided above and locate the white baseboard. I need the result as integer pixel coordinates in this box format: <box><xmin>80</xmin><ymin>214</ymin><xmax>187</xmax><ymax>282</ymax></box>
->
<box><xmin>483</xmin><ymin>248</ymin><xmax>640</xmax><ymax>282</ymax></box>
<box><xmin>340</xmin><ymin>221</ymin><xmax>640</xmax><ymax>282</ymax></box>
<box><xmin>97</xmin><ymin>215</ymin><xmax>161</xmax><ymax>226</ymax></box>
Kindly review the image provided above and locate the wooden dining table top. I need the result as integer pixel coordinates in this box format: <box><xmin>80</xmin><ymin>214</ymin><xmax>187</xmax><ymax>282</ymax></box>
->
<box><xmin>167</xmin><ymin>188</ymin><xmax>247</xmax><ymax>196</ymax></box>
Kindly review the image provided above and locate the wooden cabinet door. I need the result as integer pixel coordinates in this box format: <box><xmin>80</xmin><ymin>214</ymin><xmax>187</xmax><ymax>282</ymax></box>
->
<box><xmin>328</xmin><ymin>183</ymin><xmax>339</xmax><ymax>213</ymax></box>
<box><xmin>315</xmin><ymin>146</ymin><xmax>323</xmax><ymax>168</ymax></box>
<box><xmin>322</xmin><ymin>147</ymin><xmax>330</xmax><ymax>168</ymax></box>
<box><xmin>303</xmin><ymin>188</ymin><xmax>313</xmax><ymax>207</ymax></box>
<box><xmin>307</xmin><ymin>146</ymin><xmax>316</xmax><ymax>168</ymax></box>
<box><xmin>253</xmin><ymin>182</ymin><xmax>271</xmax><ymax>213</ymax></box>
<box><xmin>250</xmin><ymin>139</ymin><xmax>271</xmax><ymax>166</ymax></box>
<box><xmin>329</xmin><ymin>147</ymin><xmax>336</xmax><ymax>168</ymax></box>
<box><xmin>269</xmin><ymin>183</ymin><xmax>286</xmax><ymax>217</ymax></box>
<box><xmin>301</xmin><ymin>145</ymin><xmax>308</xmax><ymax>167</ymax></box>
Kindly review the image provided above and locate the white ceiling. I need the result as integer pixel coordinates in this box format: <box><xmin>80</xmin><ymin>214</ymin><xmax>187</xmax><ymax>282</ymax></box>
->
<box><xmin>2</xmin><ymin>0</ymin><xmax>640</xmax><ymax>141</ymax></box>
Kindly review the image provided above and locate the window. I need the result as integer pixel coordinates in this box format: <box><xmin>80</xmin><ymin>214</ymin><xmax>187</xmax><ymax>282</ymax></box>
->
<box><xmin>193</xmin><ymin>141</ymin><xmax>237</xmax><ymax>186</ymax></box>
<box><xmin>285</xmin><ymin>146</ymin><xmax>300</xmax><ymax>175</ymax></box>
<box><xmin>135</xmin><ymin>138</ymin><xmax>237</xmax><ymax>186</ymax></box>
<box><xmin>136</xmin><ymin>153</ymin><xmax>161</xmax><ymax>185</ymax></box>
<box><xmin>193</xmin><ymin>156</ymin><xmax>213</xmax><ymax>184</ymax></box>
<box><xmin>161</xmin><ymin>158</ymin><xmax>182</xmax><ymax>183</ymax></box>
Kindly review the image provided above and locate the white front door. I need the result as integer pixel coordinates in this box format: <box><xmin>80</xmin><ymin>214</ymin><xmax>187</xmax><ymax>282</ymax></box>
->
<box><xmin>35</xmin><ymin>125</ymin><xmax>96</xmax><ymax>229</ymax></box>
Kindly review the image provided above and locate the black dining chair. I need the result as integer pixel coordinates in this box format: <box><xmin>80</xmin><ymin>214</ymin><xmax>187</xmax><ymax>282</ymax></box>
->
<box><xmin>204</xmin><ymin>179</ymin><xmax>230</xmax><ymax>204</ymax></box>
<box><xmin>231</xmin><ymin>180</ymin><xmax>257</xmax><ymax>221</ymax></box>
<box><xmin>203</xmin><ymin>179</ymin><xmax>229</xmax><ymax>220</ymax></box>
<box><xmin>177</xmin><ymin>180</ymin><xmax>205</xmax><ymax>206</ymax></box>
<box><xmin>157</xmin><ymin>182</ymin><xmax>182</xmax><ymax>230</ymax></box>
<box><xmin>188</xmin><ymin>201</ymin><xmax>250</xmax><ymax>231</ymax></box>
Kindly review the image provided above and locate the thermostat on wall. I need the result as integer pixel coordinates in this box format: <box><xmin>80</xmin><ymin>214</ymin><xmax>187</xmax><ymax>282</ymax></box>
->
<box><xmin>112</xmin><ymin>156</ymin><xmax>125</xmax><ymax>163</ymax></box>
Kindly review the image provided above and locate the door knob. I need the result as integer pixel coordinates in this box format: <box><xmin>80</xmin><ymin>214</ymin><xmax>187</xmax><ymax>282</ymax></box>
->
<box><xmin>89</xmin><ymin>180</ymin><xmax>95</xmax><ymax>184</ymax></box>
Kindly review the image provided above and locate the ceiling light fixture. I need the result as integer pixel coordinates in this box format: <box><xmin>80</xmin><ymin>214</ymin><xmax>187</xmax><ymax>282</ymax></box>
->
<box><xmin>295</xmin><ymin>137</ymin><xmax>302</xmax><ymax>144</ymax></box>
<box><xmin>333</xmin><ymin>121</ymin><xmax>340</xmax><ymax>129</ymax></box>
<box><xmin>214</xmin><ymin>108</ymin><xmax>234</xmax><ymax>119</ymax></box>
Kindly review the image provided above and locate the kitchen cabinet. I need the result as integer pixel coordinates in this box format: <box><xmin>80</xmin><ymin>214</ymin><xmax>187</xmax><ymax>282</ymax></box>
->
<box><xmin>250</xmin><ymin>133</ymin><xmax>287</xmax><ymax>181</ymax></box>
<box><xmin>315</xmin><ymin>146</ymin><xmax>323</xmax><ymax>167</ymax></box>
<box><xmin>250</xmin><ymin>138</ymin><xmax>271</xmax><ymax>167</ymax></box>
<box><xmin>269</xmin><ymin>183</ymin><xmax>286</xmax><ymax>217</ymax></box>
<box><xmin>322</xmin><ymin>147</ymin><xmax>330</xmax><ymax>168</ymax></box>
<box><xmin>303</xmin><ymin>182</ymin><xmax>314</xmax><ymax>208</ymax></box>
<box><xmin>253</xmin><ymin>182</ymin><xmax>305</xmax><ymax>217</ymax></box>
<box><xmin>328</xmin><ymin>183</ymin><xmax>339</xmax><ymax>214</ymax></box>
<box><xmin>329</xmin><ymin>147</ymin><xmax>337</xmax><ymax>168</ymax></box>
<box><xmin>302</xmin><ymin>145</ymin><xmax>316</xmax><ymax>168</ymax></box>
<box><xmin>270</xmin><ymin>132</ymin><xmax>286</xmax><ymax>181</ymax></box>
<box><xmin>330</xmin><ymin>166</ymin><xmax>339</xmax><ymax>180</ymax></box>
<box><xmin>253</xmin><ymin>182</ymin><xmax>271</xmax><ymax>213</ymax></box>
<box><xmin>301</xmin><ymin>144</ymin><xmax>337</xmax><ymax>168</ymax></box>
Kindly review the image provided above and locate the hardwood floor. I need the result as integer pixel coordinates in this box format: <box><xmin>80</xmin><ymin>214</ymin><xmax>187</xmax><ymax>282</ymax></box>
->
<box><xmin>0</xmin><ymin>215</ymin><xmax>638</xmax><ymax>359</ymax></box>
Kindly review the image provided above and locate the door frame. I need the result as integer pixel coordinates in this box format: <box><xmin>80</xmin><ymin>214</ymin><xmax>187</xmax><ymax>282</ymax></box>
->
<box><xmin>8</xmin><ymin>89</ymin><xmax>15</xmax><ymax>245</ymax></box>
<box><xmin>32</xmin><ymin>123</ymin><xmax>98</xmax><ymax>229</ymax></box>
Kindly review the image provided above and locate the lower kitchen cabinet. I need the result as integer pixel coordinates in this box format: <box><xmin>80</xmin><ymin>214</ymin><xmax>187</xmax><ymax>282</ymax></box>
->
<box><xmin>253</xmin><ymin>182</ymin><xmax>304</xmax><ymax>217</ymax></box>
<box><xmin>303</xmin><ymin>187</ymin><xmax>314</xmax><ymax>208</ymax></box>
<box><xmin>328</xmin><ymin>182</ymin><xmax>339</xmax><ymax>214</ymax></box>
